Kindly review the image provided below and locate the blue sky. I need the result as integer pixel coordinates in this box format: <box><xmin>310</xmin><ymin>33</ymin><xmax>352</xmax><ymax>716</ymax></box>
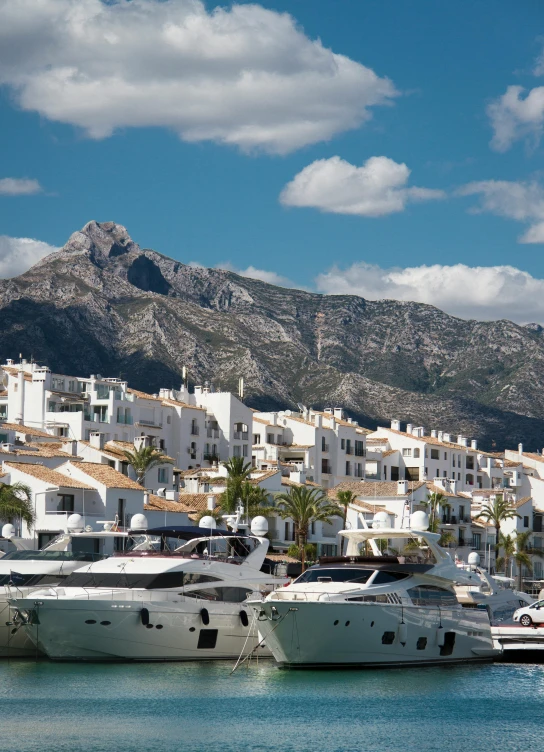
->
<box><xmin>1</xmin><ymin>0</ymin><xmax>544</xmax><ymax>322</ymax></box>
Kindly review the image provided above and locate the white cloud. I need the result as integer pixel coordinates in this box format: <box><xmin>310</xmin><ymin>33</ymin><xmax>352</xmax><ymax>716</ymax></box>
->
<box><xmin>0</xmin><ymin>236</ymin><xmax>58</xmax><ymax>278</ymax></box>
<box><xmin>315</xmin><ymin>261</ymin><xmax>544</xmax><ymax>324</ymax></box>
<box><xmin>0</xmin><ymin>177</ymin><xmax>42</xmax><ymax>195</ymax></box>
<box><xmin>0</xmin><ymin>0</ymin><xmax>397</xmax><ymax>155</ymax></box>
<box><xmin>280</xmin><ymin>156</ymin><xmax>445</xmax><ymax>216</ymax></box>
<box><xmin>458</xmin><ymin>179</ymin><xmax>544</xmax><ymax>243</ymax></box>
<box><xmin>215</xmin><ymin>261</ymin><xmax>296</xmax><ymax>288</ymax></box>
<box><xmin>487</xmin><ymin>85</ymin><xmax>544</xmax><ymax>152</ymax></box>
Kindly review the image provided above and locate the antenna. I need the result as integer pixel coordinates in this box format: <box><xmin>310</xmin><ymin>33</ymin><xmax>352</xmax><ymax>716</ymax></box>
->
<box><xmin>238</xmin><ymin>377</ymin><xmax>244</xmax><ymax>402</ymax></box>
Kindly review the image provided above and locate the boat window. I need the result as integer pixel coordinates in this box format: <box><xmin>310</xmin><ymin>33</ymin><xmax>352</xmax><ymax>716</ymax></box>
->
<box><xmin>408</xmin><ymin>585</ymin><xmax>458</xmax><ymax>607</ymax></box>
<box><xmin>1</xmin><ymin>550</ymin><xmax>105</xmax><ymax>562</ymax></box>
<box><xmin>61</xmin><ymin>571</ymin><xmax>222</xmax><ymax>590</ymax></box>
<box><xmin>371</xmin><ymin>571</ymin><xmax>410</xmax><ymax>584</ymax></box>
<box><xmin>294</xmin><ymin>568</ymin><xmax>375</xmax><ymax>584</ymax></box>
<box><xmin>184</xmin><ymin>587</ymin><xmax>251</xmax><ymax>603</ymax></box>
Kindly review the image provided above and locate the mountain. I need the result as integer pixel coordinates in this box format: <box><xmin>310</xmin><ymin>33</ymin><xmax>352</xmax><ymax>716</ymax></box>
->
<box><xmin>1</xmin><ymin>220</ymin><xmax>544</xmax><ymax>451</ymax></box>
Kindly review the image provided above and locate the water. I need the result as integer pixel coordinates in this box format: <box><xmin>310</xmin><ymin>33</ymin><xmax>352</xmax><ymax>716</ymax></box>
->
<box><xmin>1</xmin><ymin>659</ymin><xmax>542</xmax><ymax>752</ymax></box>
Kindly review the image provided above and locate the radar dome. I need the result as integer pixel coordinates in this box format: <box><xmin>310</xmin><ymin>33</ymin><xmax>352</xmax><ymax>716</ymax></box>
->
<box><xmin>1</xmin><ymin>523</ymin><xmax>15</xmax><ymax>539</ymax></box>
<box><xmin>130</xmin><ymin>514</ymin><xmax>148</xmax><ymax>531</ymax></box>
<box><xmin>372</xmin><ymin>511</ymin><xmax>390</xmax><ymax>529</ymax></box>
<box><xmin>410</xmin><ymin>510</ymin><xmax>429</xmax><ymax>531</ymax></box>
<box><xmin>199</xmin><ymin>515</ymin><xmax>217</xmax><ymax>529</ymax></box>
<box><xmin>67</xmin><ymin>514</ymin><xmax>84</xmax><ymax>532</ymax></box>
<box><xmin>251</xmin><ymin>516</ymin><xmax>268</xmax><ymax>536</ymax></box>
<box><xmin>468</xmin><ymin>552</ymin><xmax>480</xmax><ymax>567</ymax></box>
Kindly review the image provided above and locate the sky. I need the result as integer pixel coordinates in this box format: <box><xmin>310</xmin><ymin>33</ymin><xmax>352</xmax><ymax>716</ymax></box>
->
<box><xmin>1</xmin><ymin>0</ymin><xmax>544</xmax><ymax>323</ymax></box>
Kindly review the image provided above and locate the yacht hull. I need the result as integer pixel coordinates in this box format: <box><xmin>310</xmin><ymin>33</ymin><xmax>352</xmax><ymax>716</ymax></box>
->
<box><xmin>12</xmin><ymin>596</ymin><xmax>270</xmax><ymax>661</ymax></box>
<box><xmin>0</xmin><ymin>592</ymin><xmax>45</xmax><ymax>657</ymax></box>
<box><xmin>250</xmin><ymin>599</ymin><xmax>498</xmax><ymax>668</ymax></box>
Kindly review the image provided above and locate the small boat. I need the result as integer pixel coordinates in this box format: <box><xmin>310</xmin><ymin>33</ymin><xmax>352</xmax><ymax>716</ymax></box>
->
<box><xmin>247</xmin><ymin>519</ymin><xmax>499</xmax><ymax>669</ymax></box>
<box><xmin>9</xmin><ymin>523</ymin><xmax>287</xmax><ymax>661</ymax></box>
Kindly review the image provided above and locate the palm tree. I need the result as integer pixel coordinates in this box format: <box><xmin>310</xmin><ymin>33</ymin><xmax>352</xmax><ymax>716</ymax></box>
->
<box><xmin>425</xmin><ymin>491</ymin><xmax>449</xmax><ymax>533</ymax></box>
<box><xmin>238</xmin><ymin>483</ymin><xmax>273</xmax><ymax>519</ymax></box>
<box><xmin>0</xmin><ymin>482</ymin><xmax>34</xmax><ymax>528</ymax></box>
<box><xmin>513</xmin><ymin>530</ymin><xmax>544</xmax><ymax>591</ymax></box>
<box><xmin>336</xmin><ymin>489</ymin><xmax>357</xmax><ymax>554</ymax></box>
<box><xmin>222</xmin><ymin>457</ymin><xmax>253</xmax><ymax>514</ymax></box>
<box><xmin>496</xmin><ymin>532</ymin><xmax>516</xmax><ymax>576</ymax></box>
<box><xmin>438</xmin><ymin>530</ymin><xmax>457</xmax><ymax>548</ymax></box>
<box><xmin>122</xmin><ymin>445</ymin><xmax>173</xmax><ymax>485</ymax></box>
<box><xmin>274</xmin><ymin>486</ymin><xmax>341</xmax><ymax>572</ymax></box>
<box><xmin>474</xmin><ymin>495</ymin><xmax>520</xmax><ymax>563</ymax></box>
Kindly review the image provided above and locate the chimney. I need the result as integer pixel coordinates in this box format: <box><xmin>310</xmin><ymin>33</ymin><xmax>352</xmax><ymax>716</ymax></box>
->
<box><xmin>314</xmin><ymin>414</ymin><xmax>322</xmax><ymax>428</ymax></box>
<box><xmin>406</xmin><ymin>423</ymin><xmax>413</xmax><ymax>435</ymax></box>
<box><xmin>329</xmin><ymin>417</ymin><xmax>336</xmax><ymax>430</ymax></box>
<box><xmin>6</xmin><ymin>359</ymin><xmax>14</xmax><ymax>366</ymax></box>
<box><xmin>165</xmin><ymin>490</ymin><xmax>179</xmax><ymax>501</ymax></box>
<box><xmin>471</xmin><ymin>439</ymin><xmax>477</xmax><ymax>450</ymax></box>
<box><xmin>437</xmin><ymin>431</ymin><xmax>444</xmax><ymax>442</ymax></box>
<box><xmin>67</xmin><ymin>440</ymin><xmax>78</xmax><ymax>456</ymax></box>
<box><xmin>391</xmin><ymin>419</ymin><xmax>401</xmax><ymax>431</ymax></box>
<box><xmin>460</xmin><ymin>437</ymin><xmax>468</xmax><ymax>447</ymax></box>
<box><xmin>207</xmin><ymin>494</ymin><xmax>216</xmax><ymax>510</ymax></box>
<box><xmin>144</xmin><ymin>492</ymin><xmax>150</xmax><ymax>506</ymax></box>
<box><xmin>457</xmin><ymin>435</ymin><xmax>463</xmax><ymax>445</ymax></box>
<box><xmin>270</xmin><ymin>414</ymin><xmax>278</xmax><ymax>426</ymax></box>
<box><xmin>443</xmin><ymin>433</ymin><xmax>451</xmax><ymax>443</ymax></box>
<box><xmin>90</xmin><ymin>432</ymin><xmax>105</xmax><ymax>450</ymax></box>
<box><xmin>15</xmin><ymin>366</ymin><xmax>25</xmax><ymax>425</ymax></box>
<box><xmin>518</xmin><ymin>443</ymin><xmax>523</xmax><ymax>456</ymax></box>
<box><xmin>431</xmin><ymin>429</ymin><xmax>438</xmax><ymax>438</ymax></box>
<box><xmin>333</xmin><ymin>408</ymin><xmax>343</xmax><ymax>420</ymax></box>
<box><xmin>397</xmin><ymin>480</ymin><xmax>409</xmax><ymax>495</ymax></box>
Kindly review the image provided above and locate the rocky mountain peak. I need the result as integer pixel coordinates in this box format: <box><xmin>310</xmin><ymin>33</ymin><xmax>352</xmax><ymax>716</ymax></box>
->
<box><xmin>63</xmin><ymin>220</ymin><xmax>140</xmax><ymax>267</ymax></box>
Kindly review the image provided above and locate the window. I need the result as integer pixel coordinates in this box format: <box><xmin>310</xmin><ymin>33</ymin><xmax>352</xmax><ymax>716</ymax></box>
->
<box><xmin>191</xmin><ymin>419</ymin><xmax>199</xmax><ymax>436</ymax></box>
<box><xmin>311</xmin><ymin>522</ymin><xmax>316</xmax><ymax>535</ymax></box>
<box><xmin>346</xmin><ymin>440</ymin><xmax>352</xmax><ymax>455</ymax></box>
<box><xmin>459</xmin><ymin>505</ymin><xmax>465</xmax><ymax>522</ymax></box>
<box><xmin>267</xmin><ymin>434</ymin><xmax>274</xmax><ymax>444</ymax></box>
<box><xmin>473</xmin><ymin>533</ymin><xmax>481</xmax><ymax>550</ymax></box>
<box><xmin>277</xmin><ymin>434</ymin><xmax>282</xmax><ymax>445</ymax></box>
<box><xmin>524</xmin><ymin>516</ymin><xmax>529</xmax><ymax>528</ymax></box>
<box><xmin>383</xmin><ymin>466</ymin><xmax>387</xmax><ymax>480</ymax></box>
<box><xmin>466</xmin><ymin>456</ymin><xmax>475</xmax><ymax>470</ymax></box>
<box><xmin>117</xmin><ymin>499</ymin><xmax>126</xmax><ymax>527</ymax></box>
<box><xmin>158</xmin><ymin>468</ymin><xmax>169</xmax><ymax>483</ymax></box>
<box><xmin>253</xmin><ymin>434</ymin><xmax>261</xmax><ymax>445</ymax></box>
<box><xmin>57</xmin><ymin>494</ymin><xmax>74</xmax><ymax>513</ymax></box>
<box><xmin>167</xmin><ymin>415</ymin><xmax>171</xmax><ymax>424</ymax></box>
<box><xmin>443</xmin><ymin>470</ymin><xmax>447</xmax><ymax>477</ymax></box>
<box><xmin>48</xmin><ymin>400</ymin><xmax>56</xmax><ymax>412</ymax></box>
<box><xmin>345</xmin><ymin>461</ymin><xmax>351</xmax><ymax>476</ymax></box>
<box><xmin>321</xmin><ymin>437</ymin><xmax>327</xmax><ymax>451</ymax></box>
<box><xmin>390</xmin><ymin>466</ymin><xmax>399</xmax><ymax>481</ymax></box>
<box><xmin>413</xmin><ymin>448</ymin><xmax>420</xmax><ymax>459</ymax></box>
<box><xmin>444</xmin><ymin>452</ymin><xmax>447</xmax><ymax>460</ymax></box>
<box><xmin>407</xmin><ymin>585</ymin><xmax>458</xmax><ymax>607</ymax></box>
<box><xmin>355</xmin><ymin>440</ymin><xmax>365</xmax><ymax>457</ymax></box>
<box><xmin>405</xmin><ymin>467</ymin><xmax>420</xmax><ymax>482</ymax></box>
<box><xmin>233</xmin><ymin>445</ymin><xmax>241</xmax><ymax>457</ymax></box>
<box><xmin>341</xmin><ymin>439</ymin><xmax>346</xmax><ymax>450</ymax></box>
<box><xmin>466</xmin><ymin>474</ymin><xmax>474</xmax><ymax>486</ymax></box>
<box><xmin>321</xmin><ymin>459</ymin><xmax>331</xmax><ymax>474</ymax></box>
<box><xmin>242</xmin><ymin>444</ymin><xmax>248</xmax><ymax>457</ymax></box>
<box><xmin>354</xmin><ymin>463</ymin><xmax>363</xmax><ymax>478</ymax></box>
<box><xmin>184</xmin><ymin>587</ymin><xmax>250</xmax><ymax>603</ymax></box>
<box><xmin>402</xmin><ymin>448</ymin><xmax>412</xmax><ymax>457</ymax></box>
<box><xmin>295</xmin><ymin>568</ymin><xmax>375</xmax><ymax>584</ymax></box>
<box><xmin>430</xmin><ymin>449</ymin><xmax>439</xmax><ymax>460</ymax></box>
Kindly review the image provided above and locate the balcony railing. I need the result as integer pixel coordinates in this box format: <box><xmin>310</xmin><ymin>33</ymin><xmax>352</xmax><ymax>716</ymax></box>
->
<box><xmin>207</xmin><ymin>429</ymin><xmax>219</xmax><ymax>439</ymax></box>
<box><xmin>116</xmin><ymin>415</ymin><xmax>133</xmax><ymax>425</ymax></box>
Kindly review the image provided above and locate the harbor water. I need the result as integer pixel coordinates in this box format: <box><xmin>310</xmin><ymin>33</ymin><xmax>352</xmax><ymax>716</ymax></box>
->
<box><xmin>1</xmin><ymin>660</ymin><xmax>543</xmax><ymax>752</ymax></box>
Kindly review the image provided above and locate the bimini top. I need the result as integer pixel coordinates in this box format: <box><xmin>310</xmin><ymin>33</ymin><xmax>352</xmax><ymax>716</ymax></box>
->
<box><xmin>140</xmin><ymin>526</ymin><xmax>247</xmax><ymax>540</ymax></box>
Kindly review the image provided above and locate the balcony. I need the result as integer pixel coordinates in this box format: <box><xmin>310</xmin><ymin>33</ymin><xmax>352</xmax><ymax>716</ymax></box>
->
<box><xmin>116</xmin><ymin>415</ymin><xmax>133</xmax><ymax>425</ymax></box>
<box><xmin>138</xmin><ymin>418</ymin><xmax>162</xmax><ymax>427</ymax></box>
<box><xmin>207</xmin><ymin>429</ymin><xmax>219</xmax><ymax>439</ymax></box>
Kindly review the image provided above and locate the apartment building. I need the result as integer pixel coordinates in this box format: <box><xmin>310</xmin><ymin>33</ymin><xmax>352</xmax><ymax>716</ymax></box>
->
<box><xmin>368</xmin><ymin>419</ymin><xmax>511</xmax><ymax>493</ymax></box>
<box><xmin>252</xmin><ymin>407</ymin><xmax>366</xmax><ymax>489</ymax></box>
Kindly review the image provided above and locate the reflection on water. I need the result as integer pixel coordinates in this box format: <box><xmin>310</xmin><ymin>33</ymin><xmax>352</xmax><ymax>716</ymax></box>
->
<box><xmin>1</xmin><ymin>659</ymin><xmax>543</xmax><ymax>752</ymax></box>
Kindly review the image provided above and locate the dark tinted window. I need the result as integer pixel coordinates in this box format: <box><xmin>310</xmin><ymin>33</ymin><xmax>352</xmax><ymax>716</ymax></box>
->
<box><xmin>294</xmin><ymin>568</ymin><xmax>374</xmax><ymax>584</ymax></box>
<box><xmin>61</xmin><ymin>570</ymin><xmax>222</xmax><ymax>590</ymax></box>
<box><xmin>372</xmin><ymin>571</ymin><xmax>410</xmax><ymax>584</ymax></box>
<box><xmin>1</xmin><ymin>551</ymin><xmax>104</xmax><ymax>562</ymax></box>
<box><xmin>408</xmin><ymin>585</ymin><xmax>458</xmax><ymax>607</ymax></box>
<box><xmin>184</xmin><ymin>587</ymin><xmax>250</xmax><ymax>602</ymax></box>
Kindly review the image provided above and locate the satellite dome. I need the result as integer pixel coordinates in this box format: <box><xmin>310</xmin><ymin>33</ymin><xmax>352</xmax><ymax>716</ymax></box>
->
<box><xmin>372</xmin><ymin>511</ymin><xmax>390</xmax><ymax>529</ymax></box>
<box><xmin>67</xmin><ymin>514</ymin><xmax>84</xmax><ymax>532</ymax></box>
<box><xmin>130</xmin><ymin>513</ymin><xmax>148</xmax><ymax>531</ymax></box>
<box><xmin>199</xmin><ymin>515</ymin><xmax>217</xmax><ymax>529</ymax></box>
<box><xmin>251</xmin><ymin>516</ymin><xmax>268</xmax><ymax>536</ymax></box>
<box><xmin>468</xmin><ymin>552</ymin><xmax>480</xmax><ymax>566</ymax></box>
<box><xmin>410</xmin><ymin>510</ymin><xmax>429</xmax><ymax>531</ymax></box>
<box><xmin>2</xmin><ymin>523</ymin><xmax>15</xmax><ymax>540</ymax></box>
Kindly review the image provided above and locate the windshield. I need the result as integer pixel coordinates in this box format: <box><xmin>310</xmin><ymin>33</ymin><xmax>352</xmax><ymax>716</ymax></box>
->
<box><xmin>294</xmin><ymin>568</ymin><xmax>375</xmax><ymax>584</ymax></box>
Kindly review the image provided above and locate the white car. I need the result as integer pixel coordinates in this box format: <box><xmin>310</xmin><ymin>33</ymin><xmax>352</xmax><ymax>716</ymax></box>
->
<box><xmin>513</xmin><ymin>600</ymin><xmax>544</xmax><ymax>627</ymax></box>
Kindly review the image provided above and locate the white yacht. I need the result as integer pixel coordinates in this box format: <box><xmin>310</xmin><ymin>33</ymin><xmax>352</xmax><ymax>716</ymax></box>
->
<box><xmin>9</xmin><ymin>523</ymin><xmax>287</xmax><ymax>661</ymax></box>
<box><xmin>247</xmin><ymin>521</ymin><xmax>499</xmax><ymax>668</ymax></box>
<box><xmin>0</xmin><ymin>521</ymin><xmax>141</xmax><ymax>657</ymax></box>
<box><xmin>454</xmin><ymin>562</ymin><xmax>532</xmax><ymax>625</ymax></box>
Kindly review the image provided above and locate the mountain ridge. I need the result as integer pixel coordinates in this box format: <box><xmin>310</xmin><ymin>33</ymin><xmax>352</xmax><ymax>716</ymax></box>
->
<box><xmin>1</xmin><ymin>220</ymin><xmax>544</xmax><ymax>451</ymax></box>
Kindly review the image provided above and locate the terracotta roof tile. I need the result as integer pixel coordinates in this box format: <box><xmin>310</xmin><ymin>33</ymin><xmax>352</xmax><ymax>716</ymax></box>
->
<box><xmin>0</xmin><ymin>421</ymin><xmax>54</xmax><ymax>439</ymax></box>
<box><xmin>74</xmin><ymin>463</ymin><xmax>143</xmax><ymax>490</ymax></box>
<box><xmin>329</xmin><ymin>480</ymin><xmax>425</xmax><ymax>498</ymax></box>
<box><xmin>144</xmin><ymin>494</ymin><xmax>198</xmax><ymax>513</ymax></box>
<box><xmin>177</xmin><ymin>492</ymin><xmax>223</xmax><ymax>512</ymax></box>
<box><xmin>4</xmin><ymin>462</ymin><xmax>93</xmax><ymax>489</ymax></box>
